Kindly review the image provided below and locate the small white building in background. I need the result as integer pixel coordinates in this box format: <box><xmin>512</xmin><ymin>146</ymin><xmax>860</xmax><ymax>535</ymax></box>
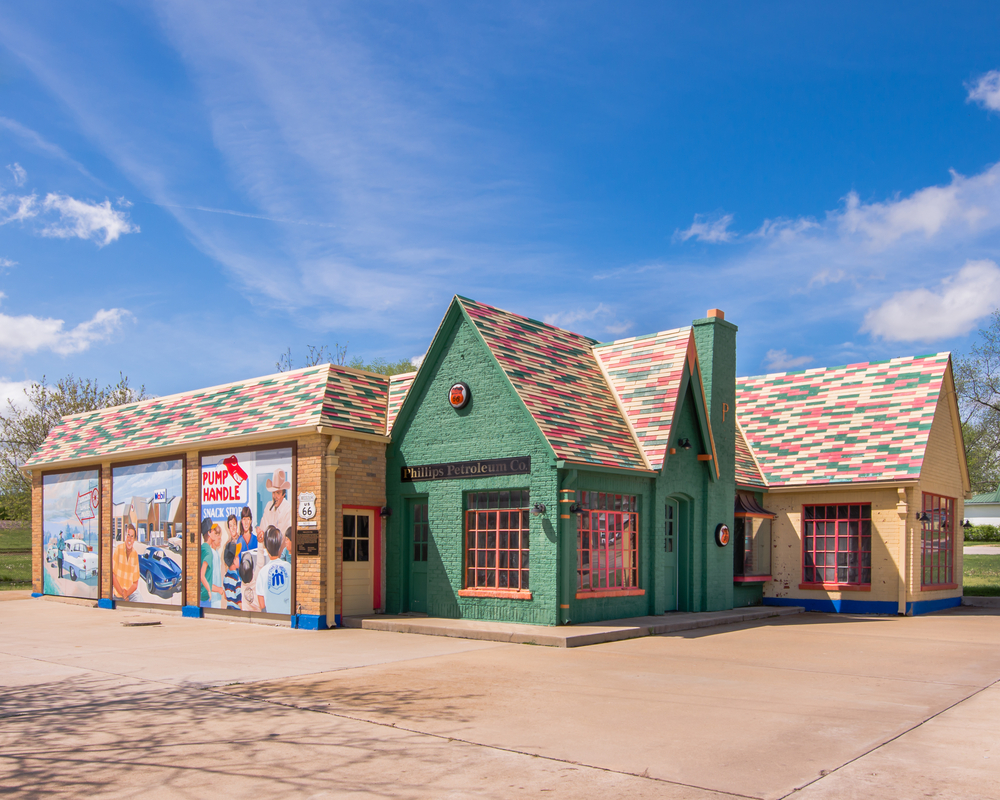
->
<box><xmin>964</xmin><ymin>489</ymin><xmax>1000</xmax><ymax>527</ymax></box>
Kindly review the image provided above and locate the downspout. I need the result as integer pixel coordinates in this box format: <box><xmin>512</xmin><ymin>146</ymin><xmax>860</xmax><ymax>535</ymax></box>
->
<box><xmin>559</xmin><ymin>469</ymin><xmax>578</xmax><ymax>625</ymax></box>
<box><xmin>325</xmin><ymin>434</ymin><xmax>341</xmax><ymax>628</ymax></box>
<box><xmin>896</xmin><ymin>487</ymin><xmax>908</xmax><ymax>616</ymax></box>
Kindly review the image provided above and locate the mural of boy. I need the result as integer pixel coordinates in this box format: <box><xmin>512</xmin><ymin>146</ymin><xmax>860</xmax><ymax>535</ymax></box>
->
<box><xmin>112</xmin><ymin>523</ymin><xmax>140</xmax><ymax>601</ymax></box>
<box><xmin>256</xmin><ymin>525</ymin><xmax>291</xmax><ymax>614</ymax></box>
<box><xmin>222</xmin><ymin>540</ymin><xmax>241</xmax><ymax>610</ymax></box>
<box><xmin>199</xmin><ymin>519</ymin><xmax>225</xmax><ymax>608</ymax></box>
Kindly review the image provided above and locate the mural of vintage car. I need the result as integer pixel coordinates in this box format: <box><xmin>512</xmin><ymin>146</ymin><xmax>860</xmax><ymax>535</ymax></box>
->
<box><xmin>139</xmin><ymin>546</ymin><xmax>182</xmax><ymax>597</ymax></box>
<box><xmin>62</xmin><ymin>538</ymin><xmax>98</xmax><ymax>581</ymax></box>
<box><xmin>165</xmin><ymin>536</ymin><xmax>182</xmax><ymax>554</ymax></box>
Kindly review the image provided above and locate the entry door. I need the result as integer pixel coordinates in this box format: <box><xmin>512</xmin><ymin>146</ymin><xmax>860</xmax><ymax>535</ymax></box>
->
<box><xmin>409</xmin><ymin>501</ymin><xmax>429</xmax><ymax>613</ymax></box>
<box><xmin>663</xmin><ymin>500</ymin><xmax>678</xmax><ymax>611</ymax></box>
<box><xmin>342</xmin><ymin>511</ymin><xmax>374</xmax><ymax>615</ymax></box>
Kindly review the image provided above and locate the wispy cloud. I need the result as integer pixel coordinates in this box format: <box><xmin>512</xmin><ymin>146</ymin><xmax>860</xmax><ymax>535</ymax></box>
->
<box><xmin>861</xmin><ymin>260</ymin><xmax>1000</xmax><ymax>342</ymax></box>
<box><xmin>763</xmin><ymin>349</ymin><xmax>814</xmax><ymax>371</ymax></box>
<box><xmin>967</xmin><ymin>70</ymin><xmax>1000</xmax><ymax>113</ymax></box>
<box><xmin>0</xmin><ymin>258</ymin><xmax>17</xmax><ymax>269</ymax></box>
<box><xmin>0</xmin><ymin>378</ymin><xmax>33</xmax><ymax>409</ymax></box>
<box><xmin>674</xmin><ymin>213</ymin><xmax>735</xmax><ymax>243</ymax></box>
<box><xmin>0</xmin><ymin>116</ymin><xmax>98</xmax><ymax>182</ymax></box>
<box><xmin>543</xmin><ymin>303</ymin><xmax>633</xmax><ymax>336</ymax></box>
<box><xmin>6</xmin><ymin>163</ymin><xmax>26</xmax><ymax>187</ymax></box>
<box><xmin>0</xmin><ymin>294</ymin><xmax>130</xmax><ymax>358</ymax></box>
<box><xmin>0</xmin><ymin>191</ymin><xmax>138</xmax><ymax>246</ymax></box>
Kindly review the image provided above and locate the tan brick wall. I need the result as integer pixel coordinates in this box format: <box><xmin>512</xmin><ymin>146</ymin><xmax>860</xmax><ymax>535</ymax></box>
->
<box><xmin>184</xmin><ymin>451</ymin><xmax>200</xmax><ymax>607</ymax></box>
<box><xmin>100</xmin><ymin>464</ymin><xmax>112</xmax><ymax>599</ymax></box>
<box><xmin>295</xmin><ymin>434</ymin><xmax>325</xmax><ymax>616</ymax></box>
<box><xmin>763</xmin><ymin>487</ymin><xmax>903</xmax><ymax>605</ymax></box>
<box><xmin>31</xmin><ymin>471</ymin><xmax>41</xmax><ymax>592</ymax></box>
<box><xmin>911</xmin><ymin>374</ymin><xmax>965</xmax><ymax>602</ymax></box>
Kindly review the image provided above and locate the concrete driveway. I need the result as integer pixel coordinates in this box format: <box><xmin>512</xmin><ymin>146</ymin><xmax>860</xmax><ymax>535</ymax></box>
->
<box><xmin>1</xmin><ymin>597</ymin><xmax>998</xmax><ymax>799</ymax></box>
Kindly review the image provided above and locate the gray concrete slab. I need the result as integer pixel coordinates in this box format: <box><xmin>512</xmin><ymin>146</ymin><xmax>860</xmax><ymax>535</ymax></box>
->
<box><xmin>343</xmin><ymin>605</ymin><xmax>803</xmax><ymax>647</ymax></box>
<box><xmin>963</xmin><ymin>543</ymin><xmax>1000</xmax><ymax>554</ymax></box>
<box><xmin>1</xmin><ymin>597</ymin><xmax>998</xmax><ymax>799</ymax></box>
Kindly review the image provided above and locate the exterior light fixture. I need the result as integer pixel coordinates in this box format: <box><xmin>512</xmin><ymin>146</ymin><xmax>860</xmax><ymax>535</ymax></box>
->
<box><xmin>678</xmin><ymin>438</ymin><xmax>692</xmax><ymax>450</ymax></box>
<box><xmin>916</xmin><ymin>512</ymin><xmax>930</xmax><ymax>522</ymax></box>
<box><xmin>379</xmin><ymin>506</ymin><xmax>392</xmax><ymax>518</ymax></box>
<box><xmin>532</xmin><ymin>503</ymin><xmax>546</xmax><ymax>516</ymax></box>
<box><xmin>963</xmin><ymin>519</ymin><xmax>973</xmax><ymax>529</ymax></box>
<box><xmin>568</xmin><ymin>502</ymin><xmax>583</xmax><ymax>514</ymax></box>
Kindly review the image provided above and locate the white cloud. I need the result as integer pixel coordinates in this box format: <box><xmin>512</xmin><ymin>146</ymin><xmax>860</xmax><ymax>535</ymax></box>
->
<box><xmin>0</xmin><ymin>192</ymin><xmax>39</xmax><ymax>224</ymax></box>
<box><xmin>40</xmin><ymin>194</ymin><xmax>138</xmax><ymax>246</ymax></box>
<box><xmin>543</xmin><ymin>303</ymin><xmax>634</xmax><ymax>337</ymax></box>
<box><xmin>7</xmin><ymin>163</ymin><xmax>26</xmax><ymax>187</ymax></box>
<box><xmin>0</xmin><ymin>258</ymin><xmax>16</xmax><ymax>269</ymax></box>
<box><xmin>807</xmin><ymin>268</ymin><xmax>848</xmax><ymax>289</ymax></box>
<box><xmin>675</xmin><ymin>213</ymin><xmax>735</xmax><ymax>244</ymax></box>
<box><xmin>763</xmin><ymin>349</ymin><xmax>814</xmax><ymax>371</ymax></box>
<box><xmin>0</xmin><ymin>378</ymin><xmax>33</xmax><ymax>409</ymax></box>
<box><xmin>0</xmin><ymin>116</ymin><xmax>97</xmax><ymax>181</ymax></box>
<box><xmin>409</xmin><ymin>354</ymin><xmax>425</xmax><ymax>369</ymax></box>
<box><xmin>0</xmin><ymin>295</ymin><xmax>130</xmax><ymax>357</ymax></box>
<box><xmin>861</xmin><ymin>260</ymin><xmax>1000</xmax><ymax>342</ymax></box>
<box><xmin>967</xmin><ymin>70</ymin><xmax>1000</xmax><ymax>113</ymax></box>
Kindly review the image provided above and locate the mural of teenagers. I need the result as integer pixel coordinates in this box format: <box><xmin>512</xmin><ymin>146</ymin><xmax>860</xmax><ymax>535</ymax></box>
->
<box><xmin>111</xmin><ymin>460</ymin><xmax>184</xmax><ymax>604</ymax></box>
<box><xmin>200</xmin><ymin>448</ymin><xmax>294</xmax><ymax>614</ymax></box>
<box><xmin>42</xmin><ymin>470</ymin><xmax>100</xmax><ymax>599</ymax></box>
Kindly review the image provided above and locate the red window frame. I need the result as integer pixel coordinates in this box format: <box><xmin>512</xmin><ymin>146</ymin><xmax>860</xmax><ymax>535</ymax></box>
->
<box><xmin>921</xmin><ymin>493</ymin><xmax>955</xmax><ymax>588</ymax></box>
<box><xmin>577</xmin><ymin>491</ymin><xmax>639</xmax><ymax>593</ymax></box>
<box><xmin>802</xmin><ymin>504</ymin><xmax>871</xmax><ymax>587</ymax></box>
<box><xmin>464</xmin><ymin>490</ymin><xmax>530</xmax><ymax>590</ymax></box>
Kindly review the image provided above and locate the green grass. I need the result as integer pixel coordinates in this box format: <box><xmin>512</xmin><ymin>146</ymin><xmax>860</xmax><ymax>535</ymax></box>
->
<box><xmin>0</xmin><ymin>526</ymin><xmax>30</xmax><ymax>551</ymax></box>
<box><xmin>963</xmin><ymin>554</ymin><xmax>1000</xmax><ymax>597</ymax></box>
<box><xmin>0</xmin><ymin>551</ymin><xmax>31</xmax><ymax>590</ymax></box>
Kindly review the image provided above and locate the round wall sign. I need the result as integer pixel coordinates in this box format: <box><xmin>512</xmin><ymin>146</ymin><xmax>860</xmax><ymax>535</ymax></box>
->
<box><xmin>715</xmin><ymin>523</ymin><xmax>730</xmax><ymax>547</ymax></box>
<box><xmin>449</xmin><ymin>382</ymin><xmax>470</xmax><ymax>409</ymax></box>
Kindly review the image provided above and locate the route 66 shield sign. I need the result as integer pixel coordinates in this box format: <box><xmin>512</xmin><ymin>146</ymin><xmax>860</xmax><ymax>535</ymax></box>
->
<box><xmin>298</xmin><ymin>492</ymin><xmax>317</xmax><ymax>521</ymax></box>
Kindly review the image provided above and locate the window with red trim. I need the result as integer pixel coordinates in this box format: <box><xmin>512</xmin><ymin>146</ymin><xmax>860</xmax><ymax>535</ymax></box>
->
<box><xmin>465</xmin><ymin>491</ymin><xmax>529</xmax><ymax>590</ymax></box>
<box><xmin>577</xmin><ymin>491</ymin><xmax>639</xmax><ymax>592</ymax></box>
<box><xmin>921</xmin><ymin>493</ymin><xmax>954</xmax><ymax>587</ymax></box>
<box><xmin>802</xmin><ymin>504</ymin><xmax>871</xmax><ymax>586</ymax></box>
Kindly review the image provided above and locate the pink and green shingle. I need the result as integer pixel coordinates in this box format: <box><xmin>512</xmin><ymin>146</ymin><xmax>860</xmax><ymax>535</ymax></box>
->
<box><xmin>28</xmin><ymin>365</ymin><xmax>390</xmax><ymax>467</ymax></box>
<box><xmin>736</xmin><ymin>353</ymin><xmax>950</xmax><ymax>488</ymax></box>
<box><xmin>387</xmin><ymin>372</ymin><xmax>416</xmax><ymax>433</ymax></box>
<box><xmin>734</xmin><ymin>424</ymin><xmax>767</xmax><ymax>489</ymax></box>
<box><xmin>594</xmin><ymin>326</ymin><xmax>694</xmax><ymax>470</ymax></box>
<box><xmin>459</xmin><ymin>297</ymin><xmax>648</xmax><ymax>471</ymax></box>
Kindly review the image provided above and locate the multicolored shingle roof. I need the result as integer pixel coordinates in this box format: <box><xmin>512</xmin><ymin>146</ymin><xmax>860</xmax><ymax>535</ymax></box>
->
<box><xmin>595</xmin><ymin>327</ymin><xmax>694</xmax><ymax>470</ymax></box>
<box><xmin>736</xmin><ymin>354</ymin><xmax>950</xmax><ymax>488</ymax></box>
<box><xmin>734</xmin><ymin>424</ymin><xmax>767</xmax><ymax>489</ymax></box>
<box><xmin>28</xmin><ymin>365</ymin><xmax>390</xmax><ymax>467</ymax></box>
<box><xmin>459</xmin><ymin>297</ymin><xmax>649</xmax><ymax>471</ymax></box>
<box><xmin>387</xmin><ymin>372</ymin><xmax>416</xmax><ymax>433</ymax></box>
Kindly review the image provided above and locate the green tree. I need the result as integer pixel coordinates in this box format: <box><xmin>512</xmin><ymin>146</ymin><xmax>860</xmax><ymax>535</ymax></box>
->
<box><xmin>0</xmin><ymin>374</ymin><xmax>147</xmax><ymax>520</ymax></box>
<box><xmin>277</xmin><ymin>344</ymin><xmax>416</xmax><ymax>376</ymax></box>
<box><xmin>955</xmin><ymin>310</ymin><xmax>1000</xmax><ymax>494</ymax></box>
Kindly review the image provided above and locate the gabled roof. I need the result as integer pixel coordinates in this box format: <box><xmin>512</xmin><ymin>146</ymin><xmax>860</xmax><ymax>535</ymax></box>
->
<box><xmin>459</xmin><ymin>297</ymin><xmax>649</xmax><ymax>471</ymax></box>
<box><xmin>736</xmin><ymin>353</ymin><xmax>950</xmax><ymax>488</ymax></box>
<box><xmin>387</xmin><ymin>372</ymin><xmax>416</xmax><ymax>433</ymax></box>
<box><xmin>28</xmin><ymin>364</ymin><xmax>390</xmax><ymax>468</ymax></box>
<box><xmin>968</xmin><ymin>489</ymin><xmax>1000</xmax><ymax>504</ymax></box>
<box><xmin>594</xmin><ymin>327</ymin><xmax>694</xmax><ymax>470</ymax></box>
<box><xmin>734</xmin><ymin>423</ymin><xmax>767</xmax><ymax>490</ymax></box>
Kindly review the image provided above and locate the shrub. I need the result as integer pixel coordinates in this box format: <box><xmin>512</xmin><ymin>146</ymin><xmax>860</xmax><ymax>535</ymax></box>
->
<box><xmin>964</xmin><ymin>524</ymin><xmax>1000</xmax><ymax>542</ymax></box>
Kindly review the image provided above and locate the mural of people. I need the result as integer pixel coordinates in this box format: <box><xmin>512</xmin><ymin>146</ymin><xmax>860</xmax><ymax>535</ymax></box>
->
<box><xmin>256</xmin><ymin>525</ymin><xmax>292</xmax><ymax>614</ymax></box>
<box><xmin>200</xmin><ymin>520</ymin><xmax>225</xmax><ymax>607</ymax></box>
<box><xmin>112</xmin><ymin>524</ymin><xmax>140</xmax><ymax>601</ymax></box>
<box><xmin>42</xmin><ymin>470</ymin><xmax>100</xmax><ymax>599</ymax></box>
<box><xmin>258</xmin><ymin>470</ymin><xmax>292</xmax><ymax>536</ymax></box>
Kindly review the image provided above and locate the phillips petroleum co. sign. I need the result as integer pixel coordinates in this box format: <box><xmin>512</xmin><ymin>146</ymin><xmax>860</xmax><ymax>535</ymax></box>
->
<box><xmin>401</xmin><ymin>456</ymin><xmax>531</xmax><ymax>482</ymax></box>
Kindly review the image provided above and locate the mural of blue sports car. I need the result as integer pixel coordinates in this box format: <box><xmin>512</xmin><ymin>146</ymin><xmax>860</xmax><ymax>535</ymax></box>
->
<box><xmin>139</xmin><ymin>546</ymin><xmax>182</xmax><ymax>598</ymax></box>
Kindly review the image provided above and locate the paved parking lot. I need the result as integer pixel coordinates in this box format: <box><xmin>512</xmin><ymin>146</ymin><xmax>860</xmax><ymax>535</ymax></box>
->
<box><xmin>1</xmin><ymin>596</ymin><xmax>998</xmax><ymax>799</ymax></box>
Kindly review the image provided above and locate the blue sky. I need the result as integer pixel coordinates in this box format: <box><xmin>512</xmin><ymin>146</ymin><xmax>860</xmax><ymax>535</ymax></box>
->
<box><xmin>2</xmin><ymin>2</ymin><xmax>1000</xmax><ymax>403</ymax></box>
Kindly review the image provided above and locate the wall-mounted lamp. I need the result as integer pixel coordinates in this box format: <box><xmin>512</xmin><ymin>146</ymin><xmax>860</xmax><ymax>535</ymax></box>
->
<box><xmin>568</xmin><ymin>502</ymin><xmax>583</xmax><ymax>514</ymax></box>
<box><xmin>532</xmin><ymin>503</ymin><xmax>547</xmax><ymax>516</ymax></box>
<box><xmin>379</xmin><ymin>506</ymin><xmax>392</xmax><ymax>518</ymax></box>
<box><xmin>916</xmin><ymin>511</ymin><xmax>930</xmax><ymax>522</ymax></box>
<box><xmin>963</xmin><ymin>519</ymin><xmax>973</xmax><ymax>529</ymax></box>
<box><xmin>677</xmin><ymin>438</ymin><xmax>692</xmax><ymax>450</ymax></box>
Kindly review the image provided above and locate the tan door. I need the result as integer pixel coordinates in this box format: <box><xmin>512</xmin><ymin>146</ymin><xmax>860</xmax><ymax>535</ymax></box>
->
<box><xmin>342</xmin><ymin>510</ymin><xmax>374</xmax><ymax>615</ymax></box>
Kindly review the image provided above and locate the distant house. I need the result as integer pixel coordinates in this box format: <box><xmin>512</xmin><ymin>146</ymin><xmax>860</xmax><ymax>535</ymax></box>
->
<box><xmin>964</xmin><ymin>489</ymin><xmax>1000</xmax><ymax>526</ymax></box>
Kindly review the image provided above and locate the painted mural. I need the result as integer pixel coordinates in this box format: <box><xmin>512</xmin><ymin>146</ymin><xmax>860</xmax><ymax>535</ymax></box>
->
<box><xmin>200</xmin><ymin>447</ymin><xmax>294</xmax><ymax>615</ymax></box>
<box><xmin>42</xmin><ymin>470</ymin><xmax>100</xmax><ymax>599</ymax></box>
<box><xmin>111</xmin><ymin>460</ymin><xmax>184</xmax><ymax>604</ymax></box>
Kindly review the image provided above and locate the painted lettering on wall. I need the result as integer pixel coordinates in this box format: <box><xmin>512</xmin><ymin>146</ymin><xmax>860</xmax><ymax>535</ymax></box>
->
<box><xmin>401</xmin><ymin>456</ymin><xmax>531</xmax><ymax>482</ymax></box>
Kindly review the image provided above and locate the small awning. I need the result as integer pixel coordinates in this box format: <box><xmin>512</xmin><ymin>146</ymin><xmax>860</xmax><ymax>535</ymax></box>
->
<box><xmin>734</xmin><ymin>492</ymin><xmax>776</xmax><ymax>518</ymax></box>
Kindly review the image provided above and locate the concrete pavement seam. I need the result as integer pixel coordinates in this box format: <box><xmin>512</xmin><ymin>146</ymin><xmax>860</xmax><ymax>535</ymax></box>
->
<box><xmin>776</xmin><ymin>676</ymin><xmax>1000</xmax><ymax>799</ymax></box>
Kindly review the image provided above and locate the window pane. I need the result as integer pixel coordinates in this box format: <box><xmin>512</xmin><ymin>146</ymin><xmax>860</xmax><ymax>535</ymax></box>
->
<box><xmin>357</xmin><ymin>516</ymin><xmax>369</xmax><ymax>539</ymax></box>
<box><xmin>344</xmin><ymin>539</ymin><xmax>355</xmax><ymax>562</ymax></box>
<box><xmin>344</xmin><ymin>515</ymin><xmax>355</xmax><ymax>538</ymax></box>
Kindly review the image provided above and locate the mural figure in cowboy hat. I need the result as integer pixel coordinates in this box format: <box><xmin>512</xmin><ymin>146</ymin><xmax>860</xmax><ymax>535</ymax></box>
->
<box><xmin>257</xmin><ymin>468</ymin><xmax>292</xmax><ymax>542</ymax></box>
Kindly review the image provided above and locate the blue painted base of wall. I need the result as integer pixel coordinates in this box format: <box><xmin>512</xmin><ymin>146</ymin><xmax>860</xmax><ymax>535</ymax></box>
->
<box><xmin>764</xmin><ymin>597</ymin><xmax>899</xmax><ymax>615</ymax></box>
<box><xmin>334</xmin><ymin>614</ymin><xmax>341</xmax><ymax>628</ymax></box>
<box><xmin>31</xmin><ymin>592</ymin><xmax>42</xmax><ymax>598</ymax></box>
<box><xmin>181</xmin><ymin>605</ymin><xmax>203</xmax><ymax>618</ymax></box>
<box><xmin>906</xmin><ymin>596</ymin><xmax>962</xmax><ymax>615</ymax></box>
<box><xmin>291</xmin><ymin>614</ymin><xmax>327</xmax><ymax>630</ymax></box>
<box><xmin>97</xmin><ymin>598</ymin><xmax>115</xmax><ymax>610</ymax></box>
